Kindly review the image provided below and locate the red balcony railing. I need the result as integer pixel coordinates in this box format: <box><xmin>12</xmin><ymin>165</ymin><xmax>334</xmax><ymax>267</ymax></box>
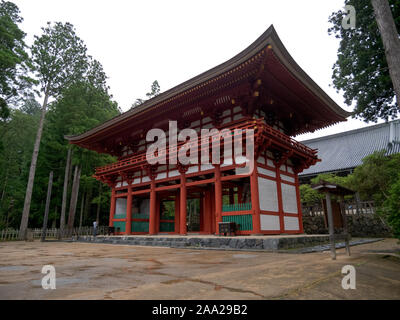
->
<box><xmin>95</xmin><ymin>118</ymin><xmax>317</xmax><ymax>176</ymax></box>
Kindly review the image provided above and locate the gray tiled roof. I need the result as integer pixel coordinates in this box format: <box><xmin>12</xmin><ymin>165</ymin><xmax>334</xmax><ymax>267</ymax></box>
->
<box><xmin>299</xmin><ymin>120</ymin><xmax>400</xmax><ymax>176</ymax></box>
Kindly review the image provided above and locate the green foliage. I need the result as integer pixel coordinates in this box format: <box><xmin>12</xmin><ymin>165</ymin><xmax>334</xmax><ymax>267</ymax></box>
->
<box><xmin>30</xmin><ymin>21</ymin><xmax>90</xmax><ymax>97</ymax></box>
<box><xmin>0</xmin><ymin>104</ymin><xmax>40</xmax><ymax>228</ymax></box>
<box><xmin>310</xmin><ymin>173</ymin><xmax>351</xmax><ymax>187</ymax></box>
<box><xmin>384</xmin><ymin>178</ymin><xmax>400</xmax><ymax>238</ymax></box>
<box><xmin>300</xmin><ymin>173</ymin><xmax>353</xmax><ymax>204</ymax></box>
<box><xmin>131</xmin><ymin>80</ymin><xmax>160</xmax><ymax>108</ymax></box>
<box><xmin>30</xmin><ymin>79</ymin><xmax>120</xmax><ymax>227</ymax></box>
<box><xmin>349</xmin><ymin>150</ymin><xmax>400</xmax><ymax>205</ymax></box>
<box><xmin>0</xmin><ymin>18</ymin><xmax>121</xmax><ymax>228</ymax></box>
<box><xmin>146</xmin><ymin>80</ymin><xmax>160</xmax><ymax>99</ymax></box>
<box><xmin>0</xmin><ymin>1</ymin><xmax>35</xmax><ymax>119</ymax></box>
<box><xmin>350</xmin><ymin>150</ymin><xmax>400</xmax><ymax>238</ymax></box>
<box><xmin>299</xmin><ymin>184</ymin><xmax>323</xmax><ymax>204</ymax></box>
<box><xmin>301</xmin><ymin>151</ymin><xmax>400</xmax><ymax>238</ymax></box>
<box><xmin>161</xmin><ymin>200</ymin><xmax>175</xmax><ymax>218</ymax></box>
<box><xmin>328</xmin><ymin>0</ymin><xmax>400</xmax><ymax>121</ymax></box>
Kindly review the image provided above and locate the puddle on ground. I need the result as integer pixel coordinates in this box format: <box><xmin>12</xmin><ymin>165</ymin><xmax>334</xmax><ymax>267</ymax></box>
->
<box><xmin>232</xmin><ymin>254</ymin><xmax>258</xmax><ymax>259</ymax></box>
<box><xmin>0</xmin><ymin>266</ymin><xmax>28</xmax><ymax>272</ymax></box>
<box><xmin>178</xmin><ymin>252</ymin><xmax>201</xmax><ymax>255</ymax></box>
<box><xmin>31</xmin><ymin>277</ymin><xmax>88</xmax><ymax>287</ymax></box>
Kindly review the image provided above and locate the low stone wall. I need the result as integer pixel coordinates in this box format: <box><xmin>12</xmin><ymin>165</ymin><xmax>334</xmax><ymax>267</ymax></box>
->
<box><xmin>74</xmin><ymin>235</ymin><xmax>331</xmax><ymax>251</ymax></box>
<box><xmin>302</xmin><ymin>213</ymin><xmax>392</xmax><ymax>237</ymax></box>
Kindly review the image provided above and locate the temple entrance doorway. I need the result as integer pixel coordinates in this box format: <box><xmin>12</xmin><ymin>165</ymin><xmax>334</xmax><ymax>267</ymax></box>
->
<box><xmin>187</xmin><ymin>198</ymin><xmax>200</xmax><ymax>232</ymax></box>
<box><xmin>159</xmin><ymin>194</ymin><xmax>176</xmax><ymax>233</ymax></box>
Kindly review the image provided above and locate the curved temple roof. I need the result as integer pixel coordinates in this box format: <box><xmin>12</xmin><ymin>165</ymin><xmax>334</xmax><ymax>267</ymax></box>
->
<box><xmin>66</xmin><ymin>25</ymin><xmax>350</xmax><ymax>147</ymax></box>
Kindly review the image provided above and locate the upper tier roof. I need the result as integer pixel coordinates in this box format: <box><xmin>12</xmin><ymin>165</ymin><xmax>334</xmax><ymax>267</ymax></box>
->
<box><xmin>66</xmin><ymin>25</ymin><xmax>350</xmax><ymax>149</ymax></box>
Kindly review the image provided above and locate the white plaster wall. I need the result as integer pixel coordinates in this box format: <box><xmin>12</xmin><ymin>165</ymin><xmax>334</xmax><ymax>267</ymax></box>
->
<box><xmin>233</xmin><ymin>106</ymin><xmax>242</xmax><ymax>113</ymax></box>
<box><xmin>284</xmin><ymin>216</ymin><xmax>300</xmax><ymax>231</ymax></box>
<box><xmin>258</xmin><ymin>167</ymin><xmax>276</xmax><ymax>178</ymax></box>
<box><xmin>281</xmin><ymin>183</ymin><xmax>298</xmax><ymax>214</ymax></box>
<box><xmin>267</xmin><ymin>159</ymin><xmax>275</xmax><ymax>167</ymax></box>
<box><xmin>258</xmin><ymin>177</ymin><xmax>279</xmax><ymax>212</ymax></box>
<box><xmin>115</xmin><ymin>198</ymin><xmax>127</xmax><ymax>215</ymax></box>
<box><xmin>260</xmin><ymin>214</ymin><xmax>280</xmax><ymax>231</ymax></box>
<box><xmin>233</xmin><ymin>114</ymin><xmax>244</xmax><ymax>121</ymax></box>
<box><xmin>222</xmin><ymin>109</ymin><xmax>231</xmax><ymax>117</ymax></box>
<box><xmin>156</xmin><ymin>172</ymin><xmax>167</xmax><ymax>180</ymax></box>
<box><xmin>280</xmin><ymin>174</ymin><xmax>295</xmax><ymax>183</ymax></box>
<box><xmin>187</xmin><ymin>166</ymin><xmax>199</xmax><ymax>174</ymax></box>
<box><xmin>169</xmin><ymin>170</ymin><xmax>180</xmax><ymax>177</ymax></box>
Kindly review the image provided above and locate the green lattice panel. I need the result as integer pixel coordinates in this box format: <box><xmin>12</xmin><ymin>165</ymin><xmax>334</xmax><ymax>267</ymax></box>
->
<box><xmin>132</xmin><ymin>213</ymin><xmax>149</xmax><ymax>219</ymax></box>
<box><xmin>222</xmin><ymin>214</ymin><xmax>253</xmax><ymax>231</ymax></box>
<box><xmin>132</xmin><ymin>221</ymin><xmax>149</xmax><ymax>233</ymax></box>
<box><xmin>160</xmin><ymin>215</ymin><xmax>174</xmax><ymax>221</ymax></box>
<box><xmin>113</xmin><ymin>221</ymin><xmax>126</xmax><ymax>233</ymax></box>
<box><xmin>113</xmin><ymin>213</ymin><xmax>126</xmax><ymax>220</ymax></box>
<box><xmin>222</xmin><ymin>203</ymin><xmax>252</xmax><ymax>212</ymax></box>
<box><xmin>160</xmin><ymin>222</ymin><xmax>175</xmax><ymax>232</ymax></box>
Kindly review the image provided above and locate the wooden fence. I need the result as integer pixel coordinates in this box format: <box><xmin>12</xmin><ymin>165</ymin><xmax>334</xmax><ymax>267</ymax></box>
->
<box><xmin>0</xmin><ymin>226</ymin><xmax>110</xmax><ymax>242</ymax></box>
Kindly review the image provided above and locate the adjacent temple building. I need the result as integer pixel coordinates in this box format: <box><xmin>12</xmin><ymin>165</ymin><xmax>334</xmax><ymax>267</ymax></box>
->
<box><xmin>67</xmin><ymin>26</ymin><xmax>349</xmax><ymax>236</ymax></box>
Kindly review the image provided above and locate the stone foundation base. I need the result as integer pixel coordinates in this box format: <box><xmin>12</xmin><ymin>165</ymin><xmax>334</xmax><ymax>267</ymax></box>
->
<box><xmin>73</xmin><ymin>235</ymin><xmax>333</xmax><ymax>251</ymax></box>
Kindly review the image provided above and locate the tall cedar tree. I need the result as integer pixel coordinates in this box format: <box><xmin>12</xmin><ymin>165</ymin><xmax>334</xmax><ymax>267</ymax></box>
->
<box><xmin>19</xmin><ymin>22</ymin><xmax>90</xmax><ymax>238</ymax></box>
<box><xmin>328</xmin><ymin>0</ymin><xmax>400</xmax><ymax>121</ymax></box>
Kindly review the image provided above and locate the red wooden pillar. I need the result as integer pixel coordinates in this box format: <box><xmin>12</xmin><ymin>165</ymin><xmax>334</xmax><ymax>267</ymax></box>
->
<box><xmin>126</xmin><ymin>186</ymin><xmax>132</xmax><ymax>235</ymax></box>
<box><xmin>174</xmin><ymin>192</ymin><xmax>180</xmax><ymax>234</ymax></box>
<box><xmin>295</xmin><ymin>174</ymin><xmax>304</xmax><ymax>234</ymax></box>
<box><xmin>203</xmin><ymin>190</ymin><xmax>210</xmax><ymax>234</ymax></box>
<box><xmin>275</xmin><ymin>164</ymin><xmax>284</xmax><ymax>233</ymax></box>
<box><xmin>179</xmin><ymin>173</ymin><xmax>187</xmax><ymax>235</ymax></box>
<box><xmin>109</xmin><ymin>188</ymin><xmax>116</xmax><ymax>227</ymax></box>
<box><xmin>214</xmin><ymin>165</ymin><xmax>222</xmax><ymax>234</ymax></box>
<box><xmin>156</xmin><ymin>196</ymin><xmax>161</xmax><ymax>233</ymax></box>
<box><xmin>210</xmin><ymin>186</ymin><xmax>216</xmax><ymax>234</ymax></box>
<box><xmin>250</xmin><ymin>166</ymin><xmax>261</xmax><ymax>234</ymax></box>
<box><xmin>149</xmin><ymin>179</ymin><xmax>157</xmax><ymax>235</ymax></box>
<box><xmin>199</xmin><ymin>192</ymin><xmax>204</xmax><ymax>232</ymax></box>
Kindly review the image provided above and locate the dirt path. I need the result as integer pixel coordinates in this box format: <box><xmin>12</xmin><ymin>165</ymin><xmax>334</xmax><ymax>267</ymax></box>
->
<box><xmin>0</xmin><ymin>238</ymin><xmax>399</xmax><ymax>299</ymax></box>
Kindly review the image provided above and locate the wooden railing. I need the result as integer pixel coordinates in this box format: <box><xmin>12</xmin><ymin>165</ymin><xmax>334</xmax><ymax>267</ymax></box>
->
<box><xmin>95</xmin><ymin>118</ymin><xmax>318</xmax><ymax>176</ymax></box>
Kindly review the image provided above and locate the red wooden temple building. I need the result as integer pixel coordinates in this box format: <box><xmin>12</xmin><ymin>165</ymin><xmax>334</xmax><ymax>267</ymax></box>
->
<box><xmin>66</xmin><ymin>25</ymin><xmax>349</xmax><ymax>236</ymax></box>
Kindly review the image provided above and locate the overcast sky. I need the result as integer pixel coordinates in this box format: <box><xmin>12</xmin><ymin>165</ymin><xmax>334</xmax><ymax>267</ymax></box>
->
<box><xmin>13</xmin><ymin>0</ymin><xmax>388</xmax><ymax>141</ymax></box>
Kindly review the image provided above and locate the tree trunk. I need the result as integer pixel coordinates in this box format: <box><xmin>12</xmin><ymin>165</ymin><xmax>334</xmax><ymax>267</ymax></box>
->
<box><xmin>1</xmin><ymin>165</ymin><xmax>9</xmax><ymax>202</ymax></box>
<box><xmin>67</xmin><ymin>165</ymin><xmax>81</xmax><ymax>233</ymax></box>
<box><xmin>52</xmin><ymin>206</ymin><xmax>57</xmax><ymax>228</ymax></box>
<box><xmin>84</xmin><ymin>185</ymin><xmax>92</xmax><ymax>225</ymax></box>
<box><xmin>96</xmin><ymin>183</ymin><xmax>102</xmax><ymax>225</ymax></box>
<box><xmin>19</xmin><ymin>92</ymin><xmax>50</xmax><ymax>239</ymax></box>
<box><xmin>59</xmin><ymin>148</ymin><xmax>72</xmax><ymax>238</ymax></box>
<box><xmin>41</xmin><ymin>171</ymin><xmax>53</xmax><ymax>242</ymax></box>
<box><xmin>5</xmin><ymin>198</ymin><xmax>13</xmax><ymax>229</ymax></box>
<box><xmin>79</xmin><ymin>192</ymin><xmax>85</xmax><ymax>228</ymax></box>
<box><xmin>372</xmin><ymin>0</ymin><xmax>400</xmax><ymax>108</ymax></box>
